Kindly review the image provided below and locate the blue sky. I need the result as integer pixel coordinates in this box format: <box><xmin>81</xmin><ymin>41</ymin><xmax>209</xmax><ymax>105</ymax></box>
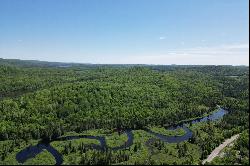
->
<box><xmin>0</xmin><ymin>0</ymin><xmax>249</xmax><ymax>65</ymax></box>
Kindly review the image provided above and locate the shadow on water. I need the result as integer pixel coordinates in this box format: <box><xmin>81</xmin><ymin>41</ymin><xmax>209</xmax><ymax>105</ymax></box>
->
<box><xmin>16</xmin><ymin>130</ymin><xmax>134</xmax><ymax>165</ymax></box>
<box><xmin>16</xmin><ymin>143</ymin><xmax>63</xmax><ymax>165</ymax></box>
<box><xmin>16</xmin><ymin>108</ymin><xmax>227</xmax><ymax>165</ymax></box>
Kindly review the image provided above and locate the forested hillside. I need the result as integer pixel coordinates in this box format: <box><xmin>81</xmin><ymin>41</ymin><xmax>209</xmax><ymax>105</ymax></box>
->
<box><xmin>0</xmin><ymin>59</ymin><xmax>248</xmax><ymax>165</ymax></box>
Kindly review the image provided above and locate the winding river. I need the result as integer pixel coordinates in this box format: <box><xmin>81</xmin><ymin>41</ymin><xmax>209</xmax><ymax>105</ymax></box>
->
<box><xmin>16</xmin><ymin>108</ymin><xmax>228</xmax><ymax>165</ymax></box>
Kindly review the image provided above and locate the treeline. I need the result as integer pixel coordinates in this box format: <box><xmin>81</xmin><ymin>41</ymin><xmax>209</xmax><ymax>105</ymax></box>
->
<box><xmin>150</xmin><ymin>65</ymin><xmax>249</xmax><ymax>76</ymax></box>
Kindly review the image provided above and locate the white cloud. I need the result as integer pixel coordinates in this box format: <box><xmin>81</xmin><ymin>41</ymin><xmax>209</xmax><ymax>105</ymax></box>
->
<box><xmin>112</xmin><ymin>43</ymin><xmax>249</xmax><ymax>65</ymax></box>
<box><xmin>221</xmin><ymin>43</ymin><xmax>249</xmax><ymax>49</ymax></box>
<box><xmin>159</xmin><ymin>36</ymin><xmax>166</xmax><ymax>40</ymax></box>
<box><xmin>1</xmin><ymin>42</ymin><xmax>248</xmax><ymax>65</ymax></box>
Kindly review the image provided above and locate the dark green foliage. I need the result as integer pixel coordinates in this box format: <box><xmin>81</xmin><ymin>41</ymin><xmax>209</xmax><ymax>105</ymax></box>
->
<box><xmin>0</xmin><ymin>59</ymin><xmax>248</xmax><ymax>165</ymax></box>
<box><xmin>0</xmin><ymin>64</ymin><xmax>226</xmax><ymax>141</ymax></box>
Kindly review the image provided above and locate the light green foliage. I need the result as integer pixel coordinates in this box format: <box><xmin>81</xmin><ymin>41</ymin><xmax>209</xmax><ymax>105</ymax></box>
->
<box><xmin>105</xmin><ymin>132</ymin><xmax>128</xmax><ymax>148</ymax></box>
<box><xmin>150</xmin><ymin>142</ymin><xmax>201</xmax><ymax>165</ymax></box>
<box><xmin>24</xmin><ymin>150</ymin><xmax>55</xmax><ymax>165</ymax></box>
<box><xmin>0</xmin><ymin>59</ymin><xmax>248</xmax><ymax>165</ymax></box>
<box><xmin>150</xmin><ymin>126</ymin><xmax>186</xmax><ymax>136</ymax></box>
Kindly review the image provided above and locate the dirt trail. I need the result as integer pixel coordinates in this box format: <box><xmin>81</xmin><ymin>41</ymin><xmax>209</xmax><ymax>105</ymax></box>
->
<box><xmin>202</xmin><ymin>134</ymin><xmax>240</xmax><ymax>165</ymax></box>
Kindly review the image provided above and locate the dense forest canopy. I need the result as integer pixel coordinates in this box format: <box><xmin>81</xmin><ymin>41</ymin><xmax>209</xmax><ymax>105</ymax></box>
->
<box><xmin>0</xmin><ymin>59</ymin><xmax>249</xmax><ymax>165</ymax></box>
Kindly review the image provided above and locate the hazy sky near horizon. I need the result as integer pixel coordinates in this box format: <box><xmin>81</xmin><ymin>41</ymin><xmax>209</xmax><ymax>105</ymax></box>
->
<box><xmin>0</xmin><ymin>0</ymin><xmax>249</xmax><ymax>65</ymax></box>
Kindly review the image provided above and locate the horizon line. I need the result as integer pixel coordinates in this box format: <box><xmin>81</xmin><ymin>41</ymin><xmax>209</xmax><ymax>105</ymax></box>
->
<box><xmin>0</xmin><ymin>58</ymin><xmax>249</xmax><ymax>67</ymax></box>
